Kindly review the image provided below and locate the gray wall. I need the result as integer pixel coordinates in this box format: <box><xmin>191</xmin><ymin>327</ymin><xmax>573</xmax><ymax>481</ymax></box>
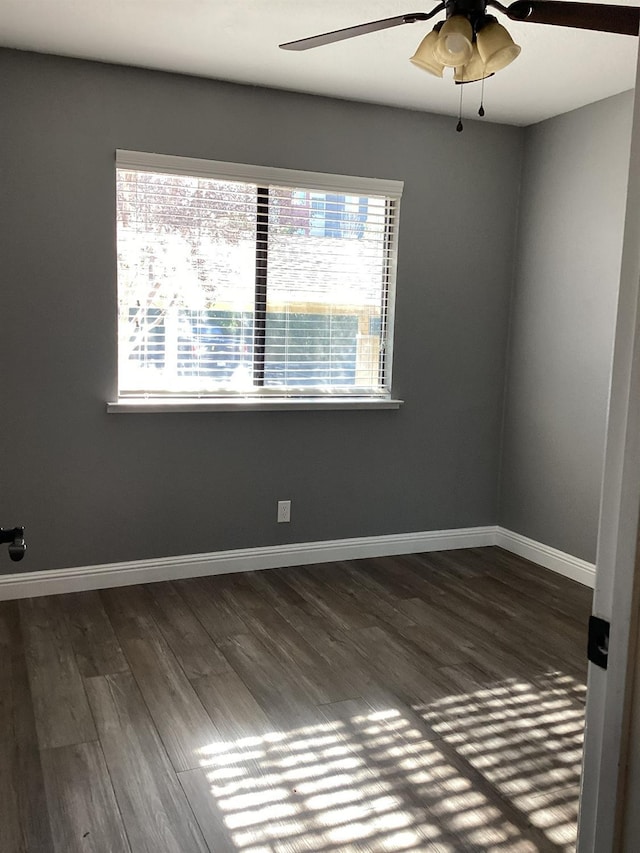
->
<box><xmin>0</xmin><ymin>49</ymin><xmax>522</xmax><ymax>572</ymax></box>
<box><xmin>499</xmin><ymin>91</ymin><xmax>634</xmax><ymax>563</ymax></box>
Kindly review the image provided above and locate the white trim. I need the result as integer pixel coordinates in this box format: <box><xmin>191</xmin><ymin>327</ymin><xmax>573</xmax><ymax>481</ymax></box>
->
<box><xmin>0</xmin><ymin>526</ymin><xmax>495</xmax><ymax>601</ymax></box>
<box><xmin>115</xmin><ymin>150</ymin><xmax>404</xmax><ymax>200</ymax></box>
<box><xmin>107</xmin><ymin>397</ymin><xmax>404</xmax><ymax>413</ymax></box>
<box><xmin>496</xmin><ymin>527</ymin><xmax>595</xmax><ymax>588</ymax></box>
<box><xmin>0</xmin><ymin>524</ymin><xmax>597</xmax><ymax>601</ymax></box>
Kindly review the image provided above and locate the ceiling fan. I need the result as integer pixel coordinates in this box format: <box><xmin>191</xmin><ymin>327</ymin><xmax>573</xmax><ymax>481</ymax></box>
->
<box><xmin>279</xmin><ymin>1</ymin><xmax>640</xmax><ymax>106</ymax></box>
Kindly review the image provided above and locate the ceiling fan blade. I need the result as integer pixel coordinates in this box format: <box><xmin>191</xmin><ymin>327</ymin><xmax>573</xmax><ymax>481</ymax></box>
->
<box><xmin>279</xmin><ymin>9</ymin><xmax>444</xmax><ymax>51</ymax></box>
<box><xmin>503</xmin><ymin>1</ymin><xmax>640</xmax><ymax>35</ymax></box>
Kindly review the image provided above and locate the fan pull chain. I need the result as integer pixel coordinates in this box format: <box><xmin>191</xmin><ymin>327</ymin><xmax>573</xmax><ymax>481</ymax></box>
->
<box><xmin>456</xmin><ymin>81</ymin><xmax>464</xmax><ymax>132</ymax></box>
<box><xmin>478</xmin><ymin>76</ymin><xmax>486</xmax><ymax>117</ymax></box>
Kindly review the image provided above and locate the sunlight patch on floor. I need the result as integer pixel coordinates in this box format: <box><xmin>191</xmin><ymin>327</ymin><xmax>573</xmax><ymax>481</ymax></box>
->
<box><xmin>195</xmin><ymin>670</ymin><xmax>583</xmax><ymax>851</ymax></box>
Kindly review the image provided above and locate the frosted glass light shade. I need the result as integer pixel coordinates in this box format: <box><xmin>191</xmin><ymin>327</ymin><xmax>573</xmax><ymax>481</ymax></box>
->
<box><xmin>410</xmin><ymin>29</ymin><xmax>445</xmax><ymax>77</ymax></box>
<box><xmin>434</xmin><ymin>16</ymin><xmax>473</xmax><ymax>67</ymax></box>
<box><xmin>454</xmin><ymin>45</ymin><xmax>493</xmax><ymax>83</ymax></box>
<box><xmin>476</xmin><ymin>21</ymin><xmax>521</xmax><ymax>73</ymax></box>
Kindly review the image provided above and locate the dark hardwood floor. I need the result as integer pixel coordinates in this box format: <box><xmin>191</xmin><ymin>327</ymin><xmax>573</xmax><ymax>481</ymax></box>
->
<box><xmin>0</xmin><ymin>546</ymin><xmax>592</xmax><ymax>852</ymax></box>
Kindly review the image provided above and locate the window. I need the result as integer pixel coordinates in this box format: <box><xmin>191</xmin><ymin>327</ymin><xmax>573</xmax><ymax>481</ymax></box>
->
<box><xmin>115</xmin><ymin>151</ymin><xmax>402</xmax><ymax>406</ymax></box>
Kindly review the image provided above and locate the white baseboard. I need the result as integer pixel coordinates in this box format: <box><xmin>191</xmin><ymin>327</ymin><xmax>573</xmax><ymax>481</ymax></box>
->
<box><xmin>0</xmin><ymin>525</ymin><xmax>496</xmax><ymax>601</ymax></box>
<box><xmin>496</xmin><ymin>527</ymin><xmax>596</xmax><ymax>588</ymax></box>
<box><xmin>0</xmin><ymin>523</ymin><xmax>595</xmax><ymax>600</ymax></box>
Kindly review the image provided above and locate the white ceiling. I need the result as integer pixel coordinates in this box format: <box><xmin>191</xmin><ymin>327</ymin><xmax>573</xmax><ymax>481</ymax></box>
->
<box><xmin>0</xmin><ymin>0</ymin><xmax>638</xmax><ymax>125</ymax></box>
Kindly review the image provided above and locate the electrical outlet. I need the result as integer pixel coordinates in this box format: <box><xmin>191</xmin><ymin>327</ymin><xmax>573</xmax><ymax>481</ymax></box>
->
<box><xmin>277</xmin><ymin>500</ymin><xmax>291</xmax><ymax>523</ymax></box>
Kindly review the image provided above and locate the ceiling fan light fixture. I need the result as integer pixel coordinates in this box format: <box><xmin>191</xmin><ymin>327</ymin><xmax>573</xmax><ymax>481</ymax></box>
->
<box><xmin>409</xmin><ymin>27</ymin><xmax>445</xmax><ymax>77</ymax></box>
<box><xmin>434</xmin><ymin>15</ymin><xmax>474</xmax><ymax>67</ymax></box>
<box><xmin>453</xmin><ymin>45</ymin><xmax>493</xmax><ymax>83</ymax></box>
<box><xmin>476</xmin><ymin>20</ymin><xmax>521</xmax><ymax>73</ymax></box>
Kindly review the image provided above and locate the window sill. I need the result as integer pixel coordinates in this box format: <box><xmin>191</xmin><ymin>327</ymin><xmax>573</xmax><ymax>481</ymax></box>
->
<box><xmin>107</xmin><ymin>397</ymin><xmax>404</xmax><ymax>413</ymax></box>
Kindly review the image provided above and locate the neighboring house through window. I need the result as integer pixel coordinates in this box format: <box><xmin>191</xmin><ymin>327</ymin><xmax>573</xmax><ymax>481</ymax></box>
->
<box><xmin>115</xmin><ymin>151</ymin><xmax>402</xmax><ymax>402</ymax></box>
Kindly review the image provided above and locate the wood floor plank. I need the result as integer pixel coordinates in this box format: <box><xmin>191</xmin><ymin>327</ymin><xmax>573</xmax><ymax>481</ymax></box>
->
<box><xmin>398</xmin><ymin>590</ymin><xmax>505</xmax><ymax>642</ymax></box>
<box><xmin>100</xmin><ymin>584</ymin><xmax>161</xmax><ymax>642</ymax></box>
<box><xmin>360</xmin><ymin>554</ymin><xmax>442</xmax><ymax>600</ymax></box>
<box><xmin>249</xmin><ymin>568</ymin><xmax>413</xmax><ymax>706</ymax></box>
<box><xmin>354</xmin><ymin>681</ymin><xmax>443</xmax><ymax>743</ymax></box>
<box><xmin>316</xmin><ymin>697</ymin><xmax>470</xmax><ymax>851</ymax></box>
<box><xmin>279</xmin><ymin>564</ymin><xmax>379</xmax><ymax>631</ymax></box>
<box><xmin>218</xmin><ymin>631</ymin><xmax>317</xmax><ymax>728</ymax></box>
<box><xmin>237</xmin><ymin>601</ymin><xmax>356</xmax><ymax>704</ymax></box>
<box><xmin>0</xmin><ymin>601</ymin><xmax>54</xmax><ymax>853</ymax></box>
<box><xmin>216</xmin><ymin>571</ymin><xmax>356</xmax><ymax>701</ymax></box>
<box><xmin>392</xmin><ymin>564</ymin><xmax>515</xmax><ymax>639</ymax></box>
<box><xmin>60</xmin><ymin>590</ymin><xmax>129</xmax><ymax>677</ymax></box>
<box><xmin>41</xmin><ymin>741</ymin><xmax>130</xmax><ymax>853</ymax></box>
<box><xmin>85</xmin><ymin>673</ymin><xmax>208</xmax><ymax>853</ymax></box>
<box><xmin>449</xmin><ymin>548</ymin><xmax>591</xmax><ymax>649</ymax></box>
<box><xmin>244</xmin><ymin>569</ymin><xmax>384</xmax><ymax>698</ymax></box>
<box><xmin>396</xmin><ymin>551</ymin><xmax>514</xmax><ymax>619</ymax></box>
<box><xmin>244</xmin><ymin>567</ymin><xmax>326</xmax><ymax>621</ymax></box>
<box><xmin>145</xmin><ymin>581</ymin><xmax>231</xmax><ymax>680</ymax></box>
<box><xmin>340</xmin><ymin>557</ymin><xmax>426</xmax><ymax>611</ymax></box>
<box><xmin>243</xmin><ymin>567</ymin><xmax>332</xmax><ymax>634</ymax></box>
<box><xmin>491</xmin><ymin>546</ymin><xmax>593</xmax><ymax>607</ymax></box>
<box><xmin>421</xmin><ymin>548</ymin><xmax>482</xmax><ymax>580</ymax></box>
<box><xmin>192</xmin><ymin>669</ymin><xmax>273</xmax><ymax>741</ymax></box>
<box><xmin>20</xmin><ymin>596</ymin><xmax>97</xmax><ymax>749</ymax></box>
<box><xmin>464</xmin><ymin>576</ymin><xmax>587</xmax><ymax>674</ymax></box>
<box><xmin>472</xmin><ymin>547</ymin><xmax>592</xmax><ymax>623</ymax></box>
<box><xmin>332</xmin><ymin>559</ymin><xmax>418</xmax><ymax>629</ymax></box>
<box><xmin>347</xmin><ymin>624</ymin><xmax>455</xmax><ymax>706</ymax></box>
<box><xmin>391</xmin><ymin>599</ymin><xmax>474</xmax><ymax>669</ymax></box>
<box><xmin>178</xmin><ymin>769</ymin><xmax>237</xmax><ymax>853</ymax></box>
<box><xmin>396</xmin><ymin>588</ymin><xmax>587</xmax><ymax>689</ymax></box>
<box><xmin>397</xmin><ymin>587</ymin><xmax>584</xmax><ymax>691</ymax></box>
<box><xmin>496</xmin><ymin>614</ymin><xmax>587</xmax><ymax>682</ymax></box>
<box><xmin>179</xmin><ymin>705</ymin><xmax>342</xmax><ymax>853</ymax></box>
<box><xmin>274</xmin><ymin>612</ymin><xmax>385</xmax><ymax>702</ymax></box>
<box><xmin>173</xmin><ymin>576</ymin><xmax>249</xmax><ymax>640</ymax></box>
<box><xmin>517</xmin><ymin>784</ymin><xmax>580</xmax><ymax>851</ymax></box>
<box><xmin>214</xmin><ymin>572</ymin><xmax>275</xmax><ymax>617</ymax></box>
<box><xmin>402</xmin><ymin>552</ymin><xmax>521</xmax><ymax>620</ymax></box>
<box><xmin>467</xmin><ymin>571</ymin><xmax>583</xmax><ymax>632</ymax></box>
<box><xmin>119</xmin><ymin>636</ymin><xmax>220</xmax><ymax>772</ymax></box>
<box><xmin>371</xmin><ymin>553</ymin><xmax>518</xmax><ymax>645</ymax></box>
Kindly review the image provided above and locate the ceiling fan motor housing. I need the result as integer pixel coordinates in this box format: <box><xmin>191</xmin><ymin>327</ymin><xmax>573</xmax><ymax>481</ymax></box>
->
<box><xmin>445</xmin><ymin>0</ymin><xmax>494</xmax><ymax>33</ymax></box>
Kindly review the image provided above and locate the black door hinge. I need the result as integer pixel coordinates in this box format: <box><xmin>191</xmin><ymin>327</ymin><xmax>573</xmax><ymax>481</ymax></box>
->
<box><xmin>588</xmin><ymin>615</ymin><xmax>610</xmax><ymax>670</ymax></box>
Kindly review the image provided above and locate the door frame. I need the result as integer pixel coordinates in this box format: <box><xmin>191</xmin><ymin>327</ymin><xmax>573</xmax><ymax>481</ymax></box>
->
<box><xmin>578</xmin><ymin>46</ymin><xmax>640</xmax><ymax>852</ymax></box>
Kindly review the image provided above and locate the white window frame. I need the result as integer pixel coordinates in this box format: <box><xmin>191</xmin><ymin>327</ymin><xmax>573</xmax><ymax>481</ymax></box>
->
<box><xmin>109</xmin><ymin>151</ymin><xmax>403</xmax><ymax>412</ymax></box>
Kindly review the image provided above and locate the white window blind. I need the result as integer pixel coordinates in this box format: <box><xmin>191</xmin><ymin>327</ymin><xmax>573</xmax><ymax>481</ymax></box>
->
<box><xmin>115</xmin><ymin>151</ymin><xmax>402</xmax><ymax>400</ymax></box>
